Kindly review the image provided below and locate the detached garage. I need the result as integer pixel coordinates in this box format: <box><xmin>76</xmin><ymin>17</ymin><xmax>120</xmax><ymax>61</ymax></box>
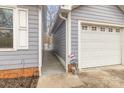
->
<box><xmin>52</xmin><ymin>5</ymin><xmax>124</xmax><ymax>71</ymax></box>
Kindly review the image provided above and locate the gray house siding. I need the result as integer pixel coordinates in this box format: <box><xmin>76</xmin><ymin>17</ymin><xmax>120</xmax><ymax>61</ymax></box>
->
<box><xmin>0</xmin><ymin>5</ymin><xmax>39</xmax><ymax>70</ymax></box>
<box><xmin>53</xmin><ymin>20</ymin><xmax>66</xmax><ymax>62</ymax></box>
<box><xmin>42</xmin><ymin>6</ymin><xmax>47</xmax><ymax>59</ymax></box>
<box><xmin>71</xmin><ymin>5</ymin><xmax>124</xmax><ymax>61</ymax></box>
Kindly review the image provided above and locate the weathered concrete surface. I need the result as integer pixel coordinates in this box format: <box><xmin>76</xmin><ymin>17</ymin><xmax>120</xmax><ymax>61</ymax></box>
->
<box><xmin>37</xmin><ymin>73</ymin><xmax>83</xmax><ymax>88</ymax></box>
<box><xmin>78</xmin><ymin>65</ymin><xmax>124</xmax><ymax>88</ymax></box>
<box><xmin>37</xmin><ymin>65</ymin><xmax>124</xmax><ymax>88</ymax></box>
<box><xmin>42</xmin><ymin>51</ymin><xmax>65</xmax><ymax>76</ymax></box>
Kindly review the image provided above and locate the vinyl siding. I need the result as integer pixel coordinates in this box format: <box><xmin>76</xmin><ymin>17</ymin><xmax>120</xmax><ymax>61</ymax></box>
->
<box><xmin>0</xmin><ymin>5</ymin><xmax>39</xmax><ymax>70</ymax></box>
<box><xmin>71</xmin><ymin>5</ymin><xmax>124</xmax><ymax>61</ymax></box>
<box><xmin>42</xmin><ymin>6</ymin><xmax>47</xmax><ymax>57</ymax></box>
<box><xmin>53</xmin><ymin>20</ymin><xmax>66</xmax><ymax>63</ymax></box>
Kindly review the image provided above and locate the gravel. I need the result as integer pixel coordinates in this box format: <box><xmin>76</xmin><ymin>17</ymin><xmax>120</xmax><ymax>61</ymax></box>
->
<box><xmin>0</xmin><ymin>76</ymin><xmax>39</xmax><ymax>88</ymax></box>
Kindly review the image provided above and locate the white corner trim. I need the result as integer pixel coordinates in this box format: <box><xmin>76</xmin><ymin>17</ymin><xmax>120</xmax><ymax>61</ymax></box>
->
<box><xmin>120</xmin><ymin>28</ymin><xmax>123</xmax><ymax>65</ymax></box>
<box><xmin>67</xmin><ymin>12</ymin><xmax>71</xmax><ymax>55</ymax></box>
<box><xmin>78</xmin><ymin>20</ymin><xmax>81</xmax><ymax>69</ymax></box>
<box><xmin>120</xmin><ymin>28</ymin><xmax>124</xmax><ymax>65</ymax></box>
<box><xmin>54</xmin><ymin>53</ymin><xmax>66</xmax><ymax>69</ymax></box>
<box><xmin>38</xmin><ymin>6</ymin><xmax>42</xmax><ymax>77</ymax></box>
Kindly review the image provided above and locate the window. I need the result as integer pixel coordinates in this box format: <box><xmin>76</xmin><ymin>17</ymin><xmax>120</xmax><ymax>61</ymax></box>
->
<box><xmin>116</xmin><ymin>28</ymin><xmax>120</xmax><ymax>32</ymax></box>
<box><xmin>0</xmin><ymin>8</ymin><xmax>13</xmax><ymax>48</ymax></box>
<box><xmin>100</xmin><ymin>27</ymin><xmax>105</xmax><ymax>32</ymax></box>
<box><xmin>92</xmin><ymin>26</ymin><xmax>97</xmax><ymax>31</ymax></box>
<box><xmin>108</xmin><ymin>28</ymin><xmax>113</xmax><ymax>32</ymax></box>
<box><xmin>82</xmin><ymin>25</ymin><xmax>87</xmax><ymax>30</ymax></box>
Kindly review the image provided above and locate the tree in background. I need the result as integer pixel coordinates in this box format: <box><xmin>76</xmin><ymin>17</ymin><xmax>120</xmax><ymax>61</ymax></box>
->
<box><xmin>47</xmin><ymin>5</ymin><xmax>59</xmax><ymax>34</ymax></box>
<box><xmin>44</xmin><ymin>5</ymin><xmax>59</xmax><ymax>50</ymax></box>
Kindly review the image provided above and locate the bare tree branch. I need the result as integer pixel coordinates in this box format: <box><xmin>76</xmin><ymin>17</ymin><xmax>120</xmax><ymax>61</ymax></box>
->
<box><xmin>47</xmin><ymin>5</ymin><xmax>59</xmax><ymax>33</ymax></box>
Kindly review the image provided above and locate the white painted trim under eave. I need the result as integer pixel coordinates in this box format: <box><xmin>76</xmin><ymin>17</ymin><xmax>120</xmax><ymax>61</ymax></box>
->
<box><xmin>78</xmin><ymin>20</ymin><xmax>81</xmax><ymax>69</ymax></box>
<box><xmin>67</xmin><ymin>11</ymin><xmax>71</xmax><ymax>55</ymax></box>
<box><xmin>38</xmin><ymin>6</ymin><xmax>42</xmax><ymax>77</ymax></box>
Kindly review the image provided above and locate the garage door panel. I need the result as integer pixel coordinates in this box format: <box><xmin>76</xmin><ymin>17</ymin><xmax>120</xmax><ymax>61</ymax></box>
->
<box><xmin>81</xmin><ymin>31</ymin><xmax>120</xmax><ymax>38</ymax></box>
<box><xmin>81</xmin><ymin>38</ymin><xmax>120</xmax><ymax>43</ymax></box>
<box><xmin>81</xmin><ymin>52</ymin><xmax>120</xmax><ymax>58</ymax></box>
<box><xmin>81</xmin><ymin>55</ymin><xmax>120</xmax><ymax>59</ymax></box>
<box><xmin>79</xmin><ymin>25</ymin><xmax>121</xmax><ymax>68</ymax></box>
<box><xmin>80</xmin><ymin>56</ymin><xmax>120</xmax><ymax>68</ymax></box>
<box><xmin>81</xmin><ymin>33</ymin><xmax>120</xmax><ymax>41</ymax></box>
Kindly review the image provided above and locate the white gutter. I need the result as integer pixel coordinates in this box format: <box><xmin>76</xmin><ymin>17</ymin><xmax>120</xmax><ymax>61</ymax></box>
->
<box><xmin>59</xmin><ymin>13</ymin><xmax>69</xmax><ymax>72</ymax></box>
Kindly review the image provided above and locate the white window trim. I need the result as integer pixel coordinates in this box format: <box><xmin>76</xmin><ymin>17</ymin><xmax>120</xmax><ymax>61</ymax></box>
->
<box><xmin>0</xmin><ymin>6</ymin><xmax>18</xmax><ymax>51</ymax></box>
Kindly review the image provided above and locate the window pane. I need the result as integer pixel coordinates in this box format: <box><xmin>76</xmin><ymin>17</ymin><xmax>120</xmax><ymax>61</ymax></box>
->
<box><xmin>108</xmin><ymin>28</ymin><xmax>113</xmax><ymax>32</ymax></box>
<box><xmin>82</xmin><ymin>25</ymin><xmax>87</xmax><ymax>30</ymax></box>
<box><xmin>116</xmin><ymin>28</ymin><xmax>120</xmax><ymax>32</ymax></box>
<box><xmin>0</xmin><ymin>9</ymin><xmax>13</xmax><ymax>28</ymax></box>
<box><xmin>0</xmin><ymin>8</ymin><xmax>13</xmax><ymax>48</ymax></box>
<box><xmin>92</xmin><ymin>26</ymin><xmax>97</xmax><ymax>31</ymax></box>
<box><xmin>100</xmin><ymin>27</ymin><xmax>105</xmax><ymax>32</ymax></box>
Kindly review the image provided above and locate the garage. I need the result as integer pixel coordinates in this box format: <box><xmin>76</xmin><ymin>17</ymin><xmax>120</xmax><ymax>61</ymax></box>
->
<box><xmin>78</xmin><ymin>22</ymin><xmax>122</xmax><ymax>68</ymax></box>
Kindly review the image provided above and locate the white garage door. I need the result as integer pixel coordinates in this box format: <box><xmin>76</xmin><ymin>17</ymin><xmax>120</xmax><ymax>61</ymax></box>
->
<box><xmin>79</xmin><ymin>24</ymin><xmax>121</xmax><ymax>68</ymax></box>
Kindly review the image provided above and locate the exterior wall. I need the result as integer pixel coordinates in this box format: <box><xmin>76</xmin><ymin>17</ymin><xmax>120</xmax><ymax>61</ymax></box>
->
<box><xmin>53</xmin><ymin>20</ymin><xmax>66</xmax><ymax>63</ymax></box>
<box><xmin>71</xmin><ymin>5</ymin><xmax>124</xmax><ymax>61</ymax></box>
<box><xmin>42</xmin><ymin>6</ymin><xmax>47</xmax><ymax>34</ymax></box>
<box><xmin>42</xmin><ymin>5</ymin><xmax>47</xmax><ymax>45</ymax></box>
<box><xmin>0</xmin><ymin>6</ymin><xmax>39</xmax><ymax>71</ymax></box>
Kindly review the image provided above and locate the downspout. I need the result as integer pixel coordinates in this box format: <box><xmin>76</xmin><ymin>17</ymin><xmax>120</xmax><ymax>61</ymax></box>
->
<box><xmin>59</xmin><ymin>13</ymin><xmax>69</xmax><ymax>72</ymax></box>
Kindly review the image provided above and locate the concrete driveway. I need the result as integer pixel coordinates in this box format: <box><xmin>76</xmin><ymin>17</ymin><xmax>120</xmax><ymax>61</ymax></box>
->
<box><xmin>78</xmin><ymin>65</ymin><xmax>124</xmax><ymax>88</ymax></box>
<box><xmin>37</xmin><ymin>65</ymin><xmax>124</xmax><ymax>88</ymax></box>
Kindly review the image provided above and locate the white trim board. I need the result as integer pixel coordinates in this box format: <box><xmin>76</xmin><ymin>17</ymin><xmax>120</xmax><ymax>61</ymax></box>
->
<box><xmin>38</xmin><ymin>6</ymin><xmax>42</xmax><ymax>77</ymax></box>
<box><xmin>67</xmin><ymin>12</ymin><xmax>71</xmax><ymax>55</ymax></box>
